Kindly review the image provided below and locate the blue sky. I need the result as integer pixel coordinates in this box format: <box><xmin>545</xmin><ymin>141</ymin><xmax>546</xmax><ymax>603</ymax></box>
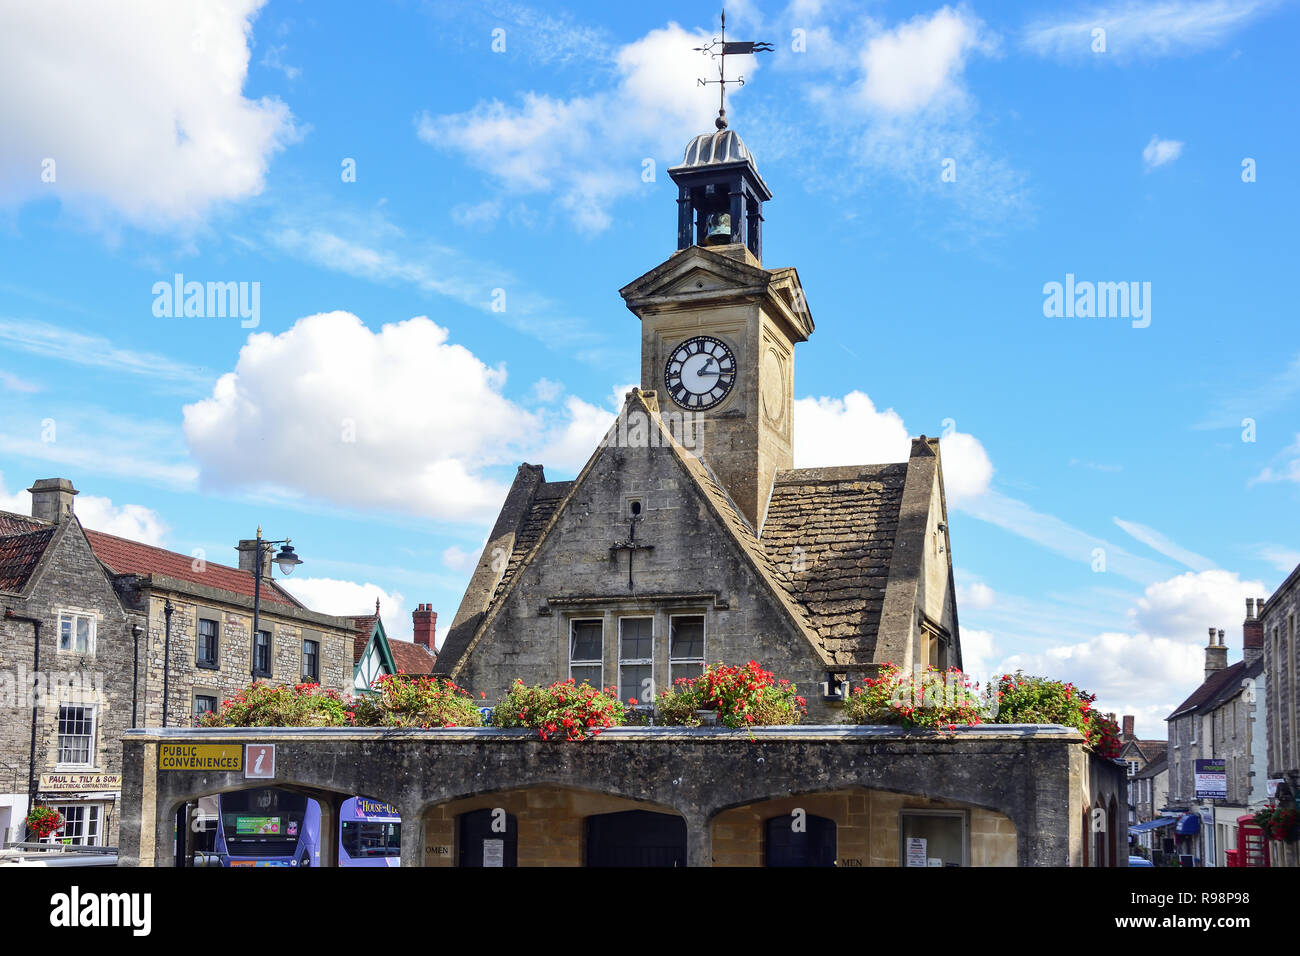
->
<box><xmin>2</xmin><ymin>0</ymin><xmax>1297</xmax><ymax>735</ymax></box>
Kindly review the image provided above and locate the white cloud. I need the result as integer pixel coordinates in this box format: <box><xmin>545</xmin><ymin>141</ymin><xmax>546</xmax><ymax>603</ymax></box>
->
<box><xmin>418</xmin><ymin>23</ymin><xmax>727</xmax><ymax>232</ymax></box>
<box><xmin>958</xmin><ymin>581</ymin><xmax>996</xmax><ymax>609</ymax></box>
<box><xmin>441</xmin><ymin>545</ymin><xmax>479</xmax><ymax>573</ymax></box>
<box><xmin>792</xmin><ymin>390</ymin><xmax>992</xmax><ymax>502</ymax></box>
<box><xmin>0</xmin><ymin>0</ymin><xmax>296</xmax><ymax>228</ymax></box>
<box><xmin>1258</xmin><ymin>546</ymin><xmax>1300</xmax><ymax>574</ymax></box>
<box><xmin>1130</xmin><ymin>568</ymin><xmax>1265</xmax><ymax>641</ymax></box>
<box><xmin>1142</xmin><ymin>135</ymin><xmax>1184</xmax><ymax>170</ymax></box>
<box><xmin>182</xmin><ymin>311</ymin><xmax>626</xmax><ymax>522</ymax></box>
<box><xmin>278</xmin><ymin>577</ymin><xmax>411</xmax><ymax>641</ymax></box>
<box><xmin>1024</xmin><ymin>0</ymin><xmax>1273</xmax><ymax>59</ymax></box>
<box><xmin>957</xmin><ymin>627</ymin><xmax>999</xmax><ymax>683</ymax></box>
<box><xmin>0</xmin><ymin>318</ymin><xmax>211</xmax><ymax>390</ymax></box>
<box><xmin>793</xmin><ymin>391</ymin><xmax>912</xmax><ymax>467</ymax></box>
<box><xmin>0</xmin><ymin>472</ymin><xmax>168</xmax><ymax>545</ymax></box>
<box><xmin>1114</xmin><ymin>517</ymin><xmax>1214</xmax><ymax>571</ymax></box>
<box><xmin>857</xmin><ymin>6</ymin><xmax>993</xmax><ymax>114</ymax></box>
<box><xmin>1250</xmin><ymin>433</ymin><xmax>1300</xmax><ymax>485</ymax></box>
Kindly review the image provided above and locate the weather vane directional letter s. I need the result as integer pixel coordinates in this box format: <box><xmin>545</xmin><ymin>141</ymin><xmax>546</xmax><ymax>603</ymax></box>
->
<box><xmin>693</xmin><ymin>10</ymin><xmax>773</xmax><ymax>130</ymax></box>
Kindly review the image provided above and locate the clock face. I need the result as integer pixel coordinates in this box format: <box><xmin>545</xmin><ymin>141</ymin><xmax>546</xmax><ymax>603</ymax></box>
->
<box><xmin>664</xmin><ymin>335</ymin><xmax>736</xmax><ymax>409</ymax></box>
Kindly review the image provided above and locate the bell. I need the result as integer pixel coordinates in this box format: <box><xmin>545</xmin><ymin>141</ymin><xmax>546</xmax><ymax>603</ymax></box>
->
<box><xmin>704</xmin><ymin>211</ymin><xmax>732</xmax><ymax>245</ymax></box>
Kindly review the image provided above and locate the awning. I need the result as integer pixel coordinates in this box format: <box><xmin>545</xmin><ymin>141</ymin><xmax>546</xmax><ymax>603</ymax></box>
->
<box><xmin>1175</xmin><ymin>813</ymin><xmax>1201</xmax><ymax>835</ymax></box>
<box><xmin>1129</xmin><ymin>818</ymin><xmax>1178</xmax><ymax>834</ymax></box>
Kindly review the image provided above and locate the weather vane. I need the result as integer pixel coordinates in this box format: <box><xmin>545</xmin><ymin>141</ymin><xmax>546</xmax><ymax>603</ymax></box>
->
<box><xmin>694</xmin><ymin>10</ymin><xmax>773</xmax><ymax>130</ymax></box>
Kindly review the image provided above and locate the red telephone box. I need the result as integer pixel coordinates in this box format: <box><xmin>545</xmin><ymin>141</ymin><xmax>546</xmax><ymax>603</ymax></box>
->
<box><xmin>1236</xmin><ymin>814</ymin><xmax>1270</xmax><ymax>867</ymax></box>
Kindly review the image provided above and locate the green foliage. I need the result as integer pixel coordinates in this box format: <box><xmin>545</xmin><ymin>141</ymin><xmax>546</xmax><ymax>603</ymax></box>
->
<box><xmin>655</xmin><ymin>661</ymin><xmax>806</xmax><ymax>728</ymax></box>
<box><xmin>842</xmin><ymin>663</ymin><xmax>985</xmax><ymax>729</ymax></box>
<box><xmin>198</xmin><ymin>681</ymin><xmax>349</xmax><ymax>728</ymax></box>
<box><xmin>989</xmin><ymin>671</ymin><xmax>1121</xmax><ymax>758</ymax></box>
<box><xmin>490</xmin><ymin>678</ymin><xmax>626</xmax><ymax>740</ymax></box>
<box><xmin>348</xmin><ymin>674</ymin><xmax>484</xmax><ymax>728</ymax></box>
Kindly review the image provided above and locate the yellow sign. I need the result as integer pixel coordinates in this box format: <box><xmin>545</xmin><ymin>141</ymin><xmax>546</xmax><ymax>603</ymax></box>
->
<box><xmin>39</xmin><ymin>773</ymin><xmax>122</xmax><ymax>793</ymax></box>
<box><xmin>158</xmin><ymin>743</ymin><xmax>243</xmax><ymax>772</ymax></box>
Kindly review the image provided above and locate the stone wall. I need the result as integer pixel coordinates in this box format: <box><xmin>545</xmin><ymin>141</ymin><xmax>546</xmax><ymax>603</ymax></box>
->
<box><xmin>118</xmin><ymin>724</ymin><xmax>1109</xmax><ymax>867</ymax></box>
<box><xmin>0</xmin><ymin>521</ymin><xmax>136</xmax><ymax>846</ymax></box>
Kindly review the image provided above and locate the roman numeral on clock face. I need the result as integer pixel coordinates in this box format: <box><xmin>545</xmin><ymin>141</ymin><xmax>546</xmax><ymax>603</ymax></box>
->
<box><xmin>663</xmin><ymin>335</ymin><xmax>736</xmax><ymax>411</ymax></box>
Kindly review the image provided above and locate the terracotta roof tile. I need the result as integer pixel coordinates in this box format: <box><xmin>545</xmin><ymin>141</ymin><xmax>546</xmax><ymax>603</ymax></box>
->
<box><xmin>0</xmin><ymin>525</ymin><xmax>56</xmax><ymax>592</ymax></box>
<box><xmin>388</xmin><ymin>639</ymin><xmax>436</xmax><ymax>675</ymax></box>
<box><xmin>351</xmin><ymin>614</ymin><xmax>380</xmax><ymax>664</ymax></box>
<box><xmin>84</xmin><ymin>529</ymin><xmax>299</xmax><ymax>606</ymax></box>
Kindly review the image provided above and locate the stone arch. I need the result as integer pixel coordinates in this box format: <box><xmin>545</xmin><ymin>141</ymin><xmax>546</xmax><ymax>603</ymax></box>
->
<box><xmin>419</xmin><ymin>782</ymin><xmax>690</xmax><ymax>868</ymax></box>
<box><xmin>707</xmin><ymin>785</ymin><xmax>1017</xmax><ymax>867</ymax></box>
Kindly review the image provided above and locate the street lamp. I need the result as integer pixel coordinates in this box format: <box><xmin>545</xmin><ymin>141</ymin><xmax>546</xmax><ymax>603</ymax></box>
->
<box><xmin>249</xmin><ymin>527</ymin><xmax>303</xmax><ymax>682</ymax></box>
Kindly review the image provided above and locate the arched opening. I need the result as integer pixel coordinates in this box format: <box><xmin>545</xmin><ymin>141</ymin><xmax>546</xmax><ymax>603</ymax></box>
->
<box><xmin>712</xmin><ymin>789</ymin><xmax>1014</xmax><ymax>867</ymax></box>
<box><xmin>764</xmin><ymin>812</ymin><xmax>836</xmax><ymax>867</ymax></box>
<box><xmin>422</xmin><ymin>785</ymin><xmax>685</xmax><ymax>867</ymax></box>
<box><xmin>1107</xmin><ymin>796</ymin><xmax>1118</xmax><ymax>868</ymax></box>
<box><xmin>586</xmin><ymin>810</ymin><xmax>686</xmax><ymax>867</ymax></box>
<box><xmin>169</xmin><ymin>785</ymin><xmax>401</xmax><ymax>868</ymax></box>
<box><xmin>458</xmin><ymin>808</ymin><xmax>518</xmax><ymax>867</ymax></box>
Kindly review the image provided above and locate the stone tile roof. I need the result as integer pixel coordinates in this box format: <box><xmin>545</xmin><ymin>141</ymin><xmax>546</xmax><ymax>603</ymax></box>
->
<box><xmin>487</xmin><ymin>480</ymin><xmax>572</xmax><ymax>610</ymax></box>
<box><xmin>0</xmin><ymin>512</ymin><xmax>46</xmax><ymax>535</ymax></box>
<box><xmin>1133</xmin><ymin>740</ymin><xmax>1168</xmax><ymax>765</ymax></box>
<box><xmin>760</xmin><ymin>464</ymin><xmax>908</xmax><ymax>667</ymax></box>
<box><xmin>85</xmin><ymin>529</ymin><xmax>301</xmax><ymax>607</ymax></box>
<box><xmin>1133</xmin><ymin>754</ymin><xmax>1168</xmax><ymax>780</ymax></box>
<box><xmin>0</xmin><ymin>521</ymin><xmax>56</xmax><ymax>593</ymax></box>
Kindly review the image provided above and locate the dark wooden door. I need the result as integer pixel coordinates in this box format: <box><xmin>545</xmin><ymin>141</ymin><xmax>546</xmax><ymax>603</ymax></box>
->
<box><xmin>765</xmin><ymin>813</ymin><xmax>837</xmax><ymax>867</ymax></box>
<box><xmin>586</xmin><ymin>810</ymin><xmax>686</xmax><ymax>867</ymax></box>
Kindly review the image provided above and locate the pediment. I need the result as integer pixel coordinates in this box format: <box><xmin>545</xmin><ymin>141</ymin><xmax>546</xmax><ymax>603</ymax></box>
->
<box><xmin>619</xmin><ymin>246</ymin><xmax>770</xmax><ymax>304</ymax></box>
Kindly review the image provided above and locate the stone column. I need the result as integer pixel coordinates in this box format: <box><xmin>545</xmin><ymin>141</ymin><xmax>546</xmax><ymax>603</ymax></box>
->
<box><xmin>399</xmin><ymin>800</ymin><xmax>426</xmax><ymax>867</ymax></box>
<box><xmin>685</xmin><ymin>811</ymin><xmax>713</xmax><ymax>867</ymax></box>
<box><xmin>318</xmin><ymin>792</ymin><xmax>343</xmax><ymax>868</ymax></box>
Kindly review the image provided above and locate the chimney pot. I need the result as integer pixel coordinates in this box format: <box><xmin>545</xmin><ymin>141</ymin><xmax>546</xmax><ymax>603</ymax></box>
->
<box><xmin>412</xmin><ymin>603</ymin><xmax>437</xmax><ymax>653</ymax></box>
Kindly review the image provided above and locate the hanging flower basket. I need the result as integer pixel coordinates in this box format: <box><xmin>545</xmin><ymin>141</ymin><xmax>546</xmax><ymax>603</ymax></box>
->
<box><xmin>1252</xmin><ymin>805</ymin><xmax>1300</xmax><ymax>842</ymax></box>
<box><xmin>26</xmin><ymin>805</ymin><xmax>63</xmax><ymax>841</ymax></box>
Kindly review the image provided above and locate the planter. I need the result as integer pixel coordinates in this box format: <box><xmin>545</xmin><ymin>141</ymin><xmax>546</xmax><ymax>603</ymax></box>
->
<box><xmin>695</xmin><ymin>709</ymin><xmax>718</xmax><ymax>726</ymax></box>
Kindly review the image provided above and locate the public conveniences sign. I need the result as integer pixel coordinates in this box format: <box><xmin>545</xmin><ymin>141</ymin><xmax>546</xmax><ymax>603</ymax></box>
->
<box><xmin>158</xmin><ymin>743</ymin><xmax>242</xmax><ymax>772</ymax></box>
<box><xmin>1195</xmin><ymin>758</ymin><xmax>1228</xmax><ymax>799</ymax></box>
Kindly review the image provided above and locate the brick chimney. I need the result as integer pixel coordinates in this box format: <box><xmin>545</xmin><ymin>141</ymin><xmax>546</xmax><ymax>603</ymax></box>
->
<box><xmin>1243</xmin><ymin>598</ymin><xmax>1264</xmax><ymax>667</ymax></box>
<box><xmin>28</xmin><ymin>478</ymin><xmax>77</xmax><ymax>524</ymax></box>
<box><xmin>413</xmin><ymin>603</ymin><xmax>437</xmax><ymax>652</ymax></box>
<box><xmin>1205</xmin><ymin>626</ymin><xmax>1228</xmax><ymax>681</ymax></box>
<box><xmin>1122</xmin><ymin>715</ymin><xmax>1135</xmax><ymax>741</ymax></box>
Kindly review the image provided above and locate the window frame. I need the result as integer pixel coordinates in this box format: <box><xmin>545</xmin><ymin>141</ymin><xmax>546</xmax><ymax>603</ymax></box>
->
<box><xmin>252</xmin><ymin>627</ymin><xmax>273</xmax><ymax>679</ymax></box>
<box><xmin>192</xmin><ymin>693</ymin><xmax>218</xmax><ymax>725</ymax></box>
<box><xmin>196</xmin><ymin>616</ymin><xmax>220</xmax><ymax>670</ymax></box>
<box><xmin>302</xmin><ymin>638</ymin><xmax>320</xmax><ymax>682</ymax></box>
<box><xmin>668</xmin><ymin>613</ymin><xmax>706</xmax><ymax>688</ymax></box>
<box><xmin>898</xmin><ymin>808</ymin><xmax>970</xmax><ymax>868</ymax></box>
<box><xmin>568</xmin><ymin>618</ymin><xmax>604</xmax><ymax>689</ymax></box>
<box><xmin>55</xmin><ymin>704</ymin><xmax>96</xmax><ymax>769</ymax></box>
<box><xmin>618</xmin><ymin>616</ymin><xmax>655</xmax><ymax>706</ymax></box>
<box><xmin>45</xmin><ymin>803</ymin><xmax>103</xmax><ymax>847</ymax></box>
<box><xmin>57</xmin><ymin>611</ymin><xmax>96</xmax><ymax>656</ymax></box>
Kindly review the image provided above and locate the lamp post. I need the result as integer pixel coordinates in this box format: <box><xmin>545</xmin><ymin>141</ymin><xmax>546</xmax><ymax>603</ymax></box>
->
<box><xmin>248</xmin><ymin>526</ymin><xmax>303</xmax><ymax>682</ymax></box>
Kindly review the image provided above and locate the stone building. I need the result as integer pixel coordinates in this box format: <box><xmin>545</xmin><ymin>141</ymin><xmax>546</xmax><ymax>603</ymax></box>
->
<box><xmin>0</xmin><ymin>477</ymin><xmax>354</xmax><ymax>847</ymax></box>
<box><xmin>1117</xmin><ymin>714</ymin><xmax>1165</xmax><ymax>833</ymax></box>
<box><xmin>1260</xmin><ymin>566</ymin><xmax>1300</xmax><ymax>866</ymax></box>
<box><xmin>438</xmin><ymin>127</ymin><xmax>961</xmax><ymax>723</ymax></box>
<box><xmin>1129</xmin><ymin>756</ymin><xmax>1170</xmax><ymax>858</ymax></box>
<box><xmin>1165</xmin><ymin>616</ymin><xmax>1267</xmax><ymax>865</ymax></box>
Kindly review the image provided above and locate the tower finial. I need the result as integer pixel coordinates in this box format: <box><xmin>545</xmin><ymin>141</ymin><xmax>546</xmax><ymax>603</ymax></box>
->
<box><xmin>694</xmin><ymin>9</ymin><xmax>773</xmax><ymax>131</ymax></box>
<box><xmin>375</xmin><ymin>596</ymin><xmax>381</xmax><ymax>615</ymax></box>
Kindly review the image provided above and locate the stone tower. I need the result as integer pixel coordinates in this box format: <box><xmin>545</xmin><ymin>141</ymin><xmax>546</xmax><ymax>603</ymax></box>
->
<box><xmin>619</xmin><ymin>128</ymin><xmax>812</xmax><ymax>530</ymax></box>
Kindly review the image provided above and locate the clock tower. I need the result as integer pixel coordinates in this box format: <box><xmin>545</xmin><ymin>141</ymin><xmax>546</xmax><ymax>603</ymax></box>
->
<box><xmin>619</xmin><ymin>127</ymin><xmax>813</xmax><ymax>530</ymax></box>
